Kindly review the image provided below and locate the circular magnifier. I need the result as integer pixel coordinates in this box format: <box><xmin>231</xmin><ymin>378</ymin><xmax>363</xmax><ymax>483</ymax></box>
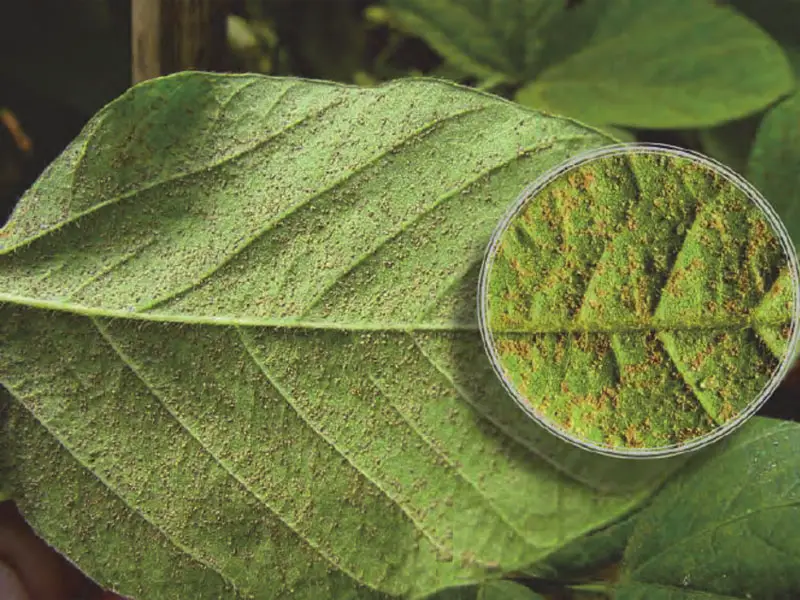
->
<box><xmin>478</xmin><ymin>143</ymin><xmax>800</xmax><ymax>458</ymax></box>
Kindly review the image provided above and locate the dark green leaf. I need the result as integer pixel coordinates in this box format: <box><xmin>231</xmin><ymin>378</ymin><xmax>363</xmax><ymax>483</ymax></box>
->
<box><xmin>426</xmin><ymin>580</ymin><xmax>544</xmax><ymax>600</ymax></box>
<box><xmin>276</xmin><ymin>1</ymin><xmax>368</xmax><ymax>81</ymax></box>
<box><xmin>478</xmin><ymin>581</ymin><xmax>544</xmax><ymax>600</ymax></box>
<box><xmin>595</xmin><ymin>126</ymin><xmax>635</xmax><ymax>144</ymax></box>
<box><xmin>516</xmin><ymin>0</ymin><xmax>794</xmax><ymax>128</ymax></box>
<box><xmin>386</xmin><ymin>0</ymin><xmax>566</xmax><ymax>80</ymax></box>
<box><xmin>698</xmin><ymin>114</ymin><xmax>762</xmax><ymax>176</ymax></box>
<box><xmin>726</xmin><ymin>0</ymin><xmax>800</xmax><ymax>75</ymax></box>
<box><xmin>617</xmin><ymin>417</ymin><xmax>800</xmax><ymax>599</ymax></box>
<box><xmin>0</xmin><ymin>73</ymin><xmax>665</xmax><ymax>600</ymax></box>
<box><xmin>747</xmin><ymin>92</ymin><xmax>800</xmax><ymax>252</ymax></box>
<box><xmin>529</xmin><ymin>514</ymin><xmax>636</xmax><ymax>580</ymax></box>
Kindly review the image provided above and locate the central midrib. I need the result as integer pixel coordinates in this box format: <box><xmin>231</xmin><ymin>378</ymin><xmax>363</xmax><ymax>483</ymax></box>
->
<box><xmin>0</xmin><ymin>292</ymin><xmax>790</xmax><ymax>333</ymax></box>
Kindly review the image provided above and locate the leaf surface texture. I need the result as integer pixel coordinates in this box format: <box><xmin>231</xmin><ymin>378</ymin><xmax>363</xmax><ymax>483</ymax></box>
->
<box><xmin>0</xmin><ymin>74</ymin><xmax>661</xmax><ymax>600</ymax></box>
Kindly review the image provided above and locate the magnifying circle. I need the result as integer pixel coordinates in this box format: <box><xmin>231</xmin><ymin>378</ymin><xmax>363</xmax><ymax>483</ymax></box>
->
<box><xmin>478</xmin><ymin>143</ymin><xmax>800</xmax><ymax>458</ymax></box>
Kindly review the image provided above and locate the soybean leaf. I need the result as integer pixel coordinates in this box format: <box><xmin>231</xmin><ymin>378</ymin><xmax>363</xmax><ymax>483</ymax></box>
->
<box><xmin>386</xmin><ymin>0</ymin><xmax>566</xmax><ymax>81</ymax></box>
<box><xmin>616</xmin><ymin>417</ymin><xmax>800</xmax><ymax>600</ymax></box>
<box><xmin>698</xmin><ymin>113</ymin><xmax>762</xmax><ymax>176</ymax></box>
<box><xmin>476</xmin><ymin>581</ymin><xmax>543</xmax><ymax>600</ymax></box>
<box><xmin>747</xmin><ymin>92</ymin><xmax>800</xmax><ymax>252</ymax></box>
<box><xmin>527</xmin><ymin>513</ymin><xmax>636</xmax><ymax>580</ymax></box>
<box><xmin>597</xmin><ymin>126</ymin><xmax>635</xmax><ymax>144</ymax></box>
<box><xmin>727</xmin><ymin>0</ymin><xmax>800</xmax><ymax>75</ymax></box>
<box><xmin>426</xmin><ymin>580</ymin><xmax>544</xmax><ymax>600</ymax></box>
<box><xmin>0</xmin><ymin>73</ymin><xmax>667</xmax><ymax>600</ymax></box>
<box><xmin>516</xmin><ymin>0</ymin><xmax>794</xmax><ymax>128</ymax></box>
<box><xmin>488</xmin><ymin>151</ymin><xmax>794</xmax><ymax>450</ymax></box>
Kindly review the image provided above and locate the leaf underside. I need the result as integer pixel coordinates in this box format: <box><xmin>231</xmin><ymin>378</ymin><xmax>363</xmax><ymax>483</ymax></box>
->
<box><xmin>487</xmin><ymin>152</ymin><xmax>795</xmax><ymax>450</ymax></box>
<box><xmin>0</xmin><ymin>73</ymin><xmax>671</xmax><ymax>600</ymax></box>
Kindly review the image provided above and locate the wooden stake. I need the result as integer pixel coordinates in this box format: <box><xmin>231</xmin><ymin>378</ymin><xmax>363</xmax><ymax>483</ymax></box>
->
<box><xmin>131</xmin><ymin>0</ymin><xmax>229</xmax><ymax>84</ymax></box>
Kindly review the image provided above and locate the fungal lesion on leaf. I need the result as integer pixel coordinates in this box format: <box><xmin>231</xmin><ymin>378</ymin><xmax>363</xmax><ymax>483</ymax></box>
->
<box><xmin>623</xmin><ymin>423</ymin><xmax>643</xmax><ymax>448</ymax></box>
<box><xmin>485</xmin><ymin>149</ymin><xmax>796</xmax><ymax>451</ymax></box>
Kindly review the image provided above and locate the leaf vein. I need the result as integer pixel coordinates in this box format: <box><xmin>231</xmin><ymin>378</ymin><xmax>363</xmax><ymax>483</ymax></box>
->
<box><xmin>369</xmin><ymin>334</ymin><xmax>542</xmax><ymax>553</ymax></box>
<box><xmin>93</xmin><ymin>319</ymin><xmax>382</xmax><ymax>594</ymax></box>
<box><xmin>407</xmin><ymin>333</ymin><xmax>604</xmax><ymax>493</ymax></box>
<box><xmin>656</xmin><ymin>331</ymin><xmax>722</xmax><ymax>426</ymax></box>
<box><xmin>630</xmin><ymin>429</ymin><xmax>798</xmax><ymax>575</ymax></box>
<box><xmin>142</xmin><ymin>105</ymin><xmax>491</xmax><ymax>313</ymax></box>
<box><xmin>236</xmin><ymin>327</ymin><xmax>450</xmax><ymax>570</ymax></box>
<box><xmin>299</xmin><ymin>135</ymin><xmax>588</xmax><ymax>317</ymax></box>
<box><xmin>0</xmin><ymin>81</ymin><xmax>333</xmax><ymax>255</ymax></box>
<box><xmin>1</xmin><ymin>377</ymin><xmax>243</xmax><ymax>596</ymax></box>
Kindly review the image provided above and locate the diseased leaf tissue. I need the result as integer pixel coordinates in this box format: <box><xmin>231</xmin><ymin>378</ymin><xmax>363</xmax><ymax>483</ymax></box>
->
<box><xmin>0</xmin><ymin>73</ymin><xmax>648</xmax><ymax>600</ymax></box>
<box><xmin>0</xmin><ymin>72</ymin><xmax>798</xmax><ymax>600</ymax></box>
<box><xmin>486</xmin><ymin>151</ymin><xmax>794</xmax><ymax>451</ymax></box>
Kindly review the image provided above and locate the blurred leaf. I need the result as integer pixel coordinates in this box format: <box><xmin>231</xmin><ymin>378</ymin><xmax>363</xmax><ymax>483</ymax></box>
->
<box><xmin>747</xmin><ymin>91</ymin><xmax>800</xmax><ymax>251</ymax></box>
<box><xmin>616</xmin><ymin>418</ymin><xmax>800</xmax><ymax>599</ymax></box>
<box><xmin>386</xmin><ymin>0</ymin><xmax>566</xmax><ymax>81</ymax></box>
<box><xmin>698</xmin><ymin>113</ymin><xmax>762</xmax><ymax>175</ymax></box>
<box><xmin>364</xmin><ymin>5</ymin><xmax>392</xmax><ymax>26</ymax></box>
<box><xmin>352</xmin><ymin>71</ymin><xmax>379</xmax><ymax>87</ymax></box>
<box><xmin>226</xmin><ymin>15</ymin><xmax>277</xmax><ymax>73</ymax></box>
<box><xmin>595</xmin><ymin>126</ymin><xmax>635</xmax><ymax>143</ymax></box>
<box><xmin>427</xmin><ymin>62</ymin><xmax>473</xmax><ymax>83</ymax></box>
<box><xmin>477</xmin><ymin>581</ymin><xmax>544</xmax><ymax>600</ymax></box>
<box><xmin>426</xmin><ymin>580</ymin><xmax>545</xmax><ymax>600</ymax></box>
<box><xmin>227</xmin><ymin>15</ymin><xmax>260</xmax><ymax>52</ymax></box>
<box><xmin>475</xmin><ymin>74</ymin><xmax>508</xmax><ymax>92</ymax></box>
<box><xmin>265</xmin><ymin>0</ymin><xmax>367</xmax><ymax>82</ymax></box>
<box><xmin>516</xmin><ymin>0</ymin><xmax>794</xmax><ymax>128</ymax></box>
<box><xmin>726</xmin><ymin>0</ymin><xmax>800</xmax><ymax>75</ymax></box>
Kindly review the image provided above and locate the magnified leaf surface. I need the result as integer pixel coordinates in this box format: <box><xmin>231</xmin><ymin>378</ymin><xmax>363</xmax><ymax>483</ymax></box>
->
<box><xmin>487</xmin><ymin>151</ymin><xmax>796</xmax><ymax>451</ymax></box>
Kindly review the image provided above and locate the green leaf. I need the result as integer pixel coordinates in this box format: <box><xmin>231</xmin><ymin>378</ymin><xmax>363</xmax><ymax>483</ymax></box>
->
<box><xmin>426</xmin><ymin>580</ymin><xmax>544</xmax><ymax>600</ymax></box>
<box><xmin>386</xmin><ymin>0</ymin><xmax>566</xmax><ymax>80</ymax></box>
<box><xmin>516</xmin><ymin>0</ymin><xmax>794</xmax><ymax>128</ymax></box>
<box><xmin>747</xmin><ymin>91</ymin><xmax>800</xmax><ymax>252</ymax></box>
<box><xmin>487</xmin><ymin>151</ymin><xmax>795</xmax><ymax>450</ymax></box>
<box><xmin>698</xmin><ymin>113</ymin><xmax>762</xmax><ymax>176</ymax></box>
<box><xmin>529</xmin><ymin>513</ymin><xmax>636</xmax><ymax>580</ymax></box>
<box><xmin>727</xmin><ymin>0</ymin><xmax>800</xmax><ymax>75</ymax></box>
<box><xmin>477</xmin><ymin>581</ymin><xmax>544</xmax><ymax>600</ymax></box>
<box><xmin>0</xmin><ymin>73</ymin><xmax>666</xmax><ymax>600</ymax></box>
<box><xmin>595</xmin><ymin>126</ymin><xmax>635</xmax><ymax>144</ymax></box>
<box><xmin>616</xmin><ymin>417</ymin><xmax>800</xmax><ymax>599</ymax></box>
